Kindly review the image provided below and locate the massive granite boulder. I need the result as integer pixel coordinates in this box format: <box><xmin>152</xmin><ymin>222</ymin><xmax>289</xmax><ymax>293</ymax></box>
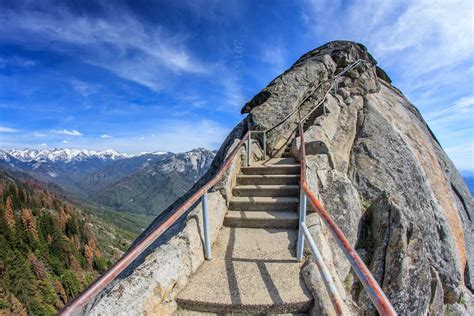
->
<box><xmin>245</xmin><ymin>41</ymin><xmax>473</xmax><ymax>315</ymax></box>
<box><xmin>86</xmin><ymin>41</ymin><xmax>473</xmax><ymax>315</ymax></box>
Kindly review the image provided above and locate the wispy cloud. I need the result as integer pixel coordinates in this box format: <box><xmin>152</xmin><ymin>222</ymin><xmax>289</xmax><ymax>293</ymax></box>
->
<box><xmin>32</xmin><ymin>132</ymin><xmax>47</xmax><ymax>137</ymax></box>
<box><xmin>68</xmin><ymin>79</ymin><xmax>99</xmax><ymax>97</ymax></box>
<box><xmin>51</xmin><ymin>129</ymin><xmax>83</xmax><ymax>136</ymax></box>
<box><xmin>100</xmin><ymin>134</ymin><xmax>112</xmax><ymax>139</ymax></box>
<box><xmin>0</xmin><ymin>56</ymin><xmax>36</xmax><ymax>69</ymax></box>
<box><xmin>0</xmin><ymin>126</ymin><xmax>18</xmax><ymax>133</ymax></box>
<box><xmin>0</xmin><ymin>4</ymin><xmax>210</xmax><ymax>91</ymax></box>
<box><xmin>301</xmin><ymin>0</ymin><xmax>474</xmax><ymax>169</ymax></box>
<box><xmin>261</xmin><ymin>44</ymin><xmax>287</xmax><ymax>75</ymax></box>
<box><xmin>302</xmin><ymin>0</ymin><xmax>474</xmax><ymax>75</ymax></box>
<box><xmin>426</xmin><ymin>96</ymin><xmax>474</xmax><ymax>127</ymax></box>
<box><xmin>2</xmin><ymin>118</ymin><xmax>229</xmax><ymax>154</ymax></box>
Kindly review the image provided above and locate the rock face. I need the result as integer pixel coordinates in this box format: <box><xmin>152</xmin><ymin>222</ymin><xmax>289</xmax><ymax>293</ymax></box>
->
<box><xmin>246</xmin><ymin>41</ymin><xmax>473</xmax><ymax>315</ymax></box>
<box><xmin>85</xmin><ymin>41</ymin><xmax>473</xmax><ymax>315</ymax></box>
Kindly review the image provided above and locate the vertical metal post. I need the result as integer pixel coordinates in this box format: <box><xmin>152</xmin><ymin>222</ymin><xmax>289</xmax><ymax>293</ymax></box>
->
<box><xmin>202</xmin><ymin>192</ymin><xmax>211</xmax><ymax>260</ymax></box>
<box><xmin>301</xmin><ymin>223</ymin><xmax>344</xmax><ymax>314</ymax></box>
<box><xmin>247</xmin><ymin>131</ymin><xmax>252</xmax><ymax>166</ymax></box>
<box><xmin>263</xmin><ymin>132</ymin><xmax>267</xmax><ymax>160</ymax></box>
<box><xmin>297</xmin><ymin>191</ymin><xmax>307</xmax><ymax>261</ymax></box>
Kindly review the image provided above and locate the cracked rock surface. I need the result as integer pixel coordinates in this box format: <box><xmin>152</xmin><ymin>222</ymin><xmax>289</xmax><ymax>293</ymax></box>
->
<box><xmin>247</xmin><ymin>40</ymin><xmax>473</xmax><ymax>315</ymax></box>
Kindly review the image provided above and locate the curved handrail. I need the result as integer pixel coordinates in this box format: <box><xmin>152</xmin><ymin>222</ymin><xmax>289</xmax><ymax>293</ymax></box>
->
<box><xmin>297</xmin><ymin>121</ymin><xmax>396</xmax><ymax>315</ymax></box>
<box><xmin>59</xmin><ymin>131</ymin><xmax>251</xmax><ymax>315</ymax></box>
<box><xmin>258</xmin><ymin>59</ymin><xmax>368</xmax><ymax>135</ymax></box>
<box><xmin>246</xmin><ymin>59</ymin><xmax>369</xmax><ymax>162</ymax></box>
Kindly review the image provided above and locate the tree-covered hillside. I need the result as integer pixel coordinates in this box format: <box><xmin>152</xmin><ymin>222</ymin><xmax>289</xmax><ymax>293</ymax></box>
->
<box><xmin>0</xmin><ymin>172</ymin><xmax>114</xmax><ymax>315</ymax></box>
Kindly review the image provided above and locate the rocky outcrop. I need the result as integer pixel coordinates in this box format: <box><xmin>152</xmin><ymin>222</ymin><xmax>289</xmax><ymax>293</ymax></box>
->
<box><xmin>246</xmin><ymin>41</ymin><xmax>473</xmax><ymax>315</ymax></box>
<box><xmin>87</xmin><ymin>41</ymin><xmax>473</xmax><ymax>315</ymax></box>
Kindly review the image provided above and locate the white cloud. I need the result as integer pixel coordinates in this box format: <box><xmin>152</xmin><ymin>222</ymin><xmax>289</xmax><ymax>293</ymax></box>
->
<box><xmin>0</xmin><ymin>56</ymin><xmax>36</xmax><ymax>69</ymax></box>
<box><xmin>69</xmin><ymin>79</ymin><xmax>98</xmax><ymax>97</ymax></box>
<box><xmin>1</xmin><ymin>118</ymin><xmax>231</xmax><ymax>154</ymax></box>
<box><xmin>302</xmin><ymin>0</ymin><xmax>474</xmax><ymax>75</ymax></box>
<box><xmin>100</xmin><ymin>134</ymin><xmax>112</xmax><ymax>139</ymax></box>
<box><xmin>301</xmin><ymin>0</ymin><xmax>474</xmax><ymax>170</ymax></box>
<box><xmin>32</xmin><ymin>132</ymin><xmax>47</xmax><ymax>137</ymax></box>
<box><xmin>261</xmin><ymin>45</ymin><xmax>287</xmax><ymax>74</ymax></box>
<box><xmin>425</xmin><ymin>96</ymin><xmax>474</xmax><ymax>128</ymax></box>
<box><xmin>446</xmin><ymin>143</ymin><xmax>474</xmax><ymax>171</ymax></box>
<box><xmin>0</xmin><ymin>6</ymin><xmax>210</xmax><ymax>91</ymax></box>
<box><xmin>0</xmin><ymin>126</ymin><xmax>18</xmax><ymax>133</ymax></box>
<box><xmin>51</xmin><ymin>129</ymin><xmax>83</xmax><ymax>136</ymax></box>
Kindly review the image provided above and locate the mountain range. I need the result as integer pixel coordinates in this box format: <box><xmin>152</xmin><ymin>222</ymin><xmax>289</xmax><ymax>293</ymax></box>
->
<box><xmin>0</xmin><ymin>147</ymin><xmax>215</xmax><ymax>218</ymax></box>
<box><xmin>0</xmin><ymin>146</ymin><xmax>216</xmax><ymax>315</ymax></box>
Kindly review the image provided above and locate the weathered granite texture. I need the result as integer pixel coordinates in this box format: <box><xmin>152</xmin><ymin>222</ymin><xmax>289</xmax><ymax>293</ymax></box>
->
<box><xmin>89</xmin><ymin>40</ymin><xmax>473</xmax><ymax>315</ymax></box>
<box><xmin>248</xmin><ymin>41</ymin><xmax>473</xmax><ymax>315</ymax></box>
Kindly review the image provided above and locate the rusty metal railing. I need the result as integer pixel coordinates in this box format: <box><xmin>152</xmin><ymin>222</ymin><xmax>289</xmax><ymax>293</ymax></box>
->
<box><xmin>249</xmin><ymin>59</ymin><xmax>369</xmax><ymax>162</ymax></box>
<box><xmin>295</xmin><ymin>120</ymin><xmax>396</xmax><ymax>315</ymax></box>
<box><xmin>59</xmin><ymin>131</ymin><xmax>251</xmax><ymax>315</ymax></box>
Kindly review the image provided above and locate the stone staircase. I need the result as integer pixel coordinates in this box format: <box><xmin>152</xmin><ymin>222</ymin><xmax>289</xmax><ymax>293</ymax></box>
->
<box><xmin>282</xmin><ymin>104</ymin><xmax>326</xmax><ymax>158</ymax></box>
<box><xmin>176</xmin><ymin>157</ymin><xmax>313</xmax><ymax>314</ymax></box>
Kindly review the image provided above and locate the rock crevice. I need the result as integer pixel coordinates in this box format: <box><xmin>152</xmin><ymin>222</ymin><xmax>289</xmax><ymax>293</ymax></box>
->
<box><xmin>246</xmin><ymin>40</ymin><xmax>473</xmax><ymax>315</ymax></box>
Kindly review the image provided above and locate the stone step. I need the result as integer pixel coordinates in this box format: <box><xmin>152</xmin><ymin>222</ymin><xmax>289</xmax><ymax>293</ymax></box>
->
<box><xmin>233</xmin><ymin>184</ymin><xmax>299</xmax><ymax>197</ymax></box>
<box><xmin>176</xmin><ymin>227</ymin><xmax>313</xmax><ymax>314</ymax></box>
<box><xmin>237</xmin><ymin>174</ymin><xmax>299</xmax><ymax>185</ymax></box>
<box><xmin>241</xmin><ymin>164</ymin><xmax>300</xmax><ymax>175</ymax></box>
<box><xmin>175</xmin><ymin>309</ymin><xmax>308</xmax><ymax>316</ymax></box>
<box><xmin>253</xmin><ymin>157</ymin><xmax>298</xmax><ymax>165</ymax></box>
<box><xmin>224</xmin><ymin>210</ymin><xmax>298</xmax><ymax>228</ymax></box>
<box><xmin>229</xmin><ymin>197</ymin><xmax>298</xmax><ymax>211</ymax></box>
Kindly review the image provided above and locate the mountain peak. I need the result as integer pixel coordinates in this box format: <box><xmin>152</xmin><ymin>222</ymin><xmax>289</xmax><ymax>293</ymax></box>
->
<box><xmin>2</xmin><ymin>148</ymin><xmax>133</xmax><ymax>163</ymax></box>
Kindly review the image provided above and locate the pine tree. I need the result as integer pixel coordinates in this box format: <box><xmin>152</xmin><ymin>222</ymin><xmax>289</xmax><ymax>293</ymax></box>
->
<box><xmin>10</xmin><ymin>295</ymin><xmax>27</xmax><ymax>316</ymax></box>
<box><xmin>57</xmin><ymin>207</ymin><xmax>68</xmax><ymax>232</ymax></box>
<box><xmin>60</xmin><ymin>270</ymin><xmax>81</xmax><ymax>299</ymax></box>
<box><xmin>22</xmin><ymin>208</ymin><xmax>39</xmax><ymax>240</ymax></box>
<box><xmin>27</xmin><ymin>252</ymin><xmax>47</xmax><ymax>280</ymax></box>
<box><xmin>53</xmin><ymin>280</ymin><xmax>67</xmax><ymax>305</ymax></box>
<box><xmin>83</xmin><ymin>244</ymin><xmax>94</xmax><ymax>270</ymax></box>
<box><xmin>4</xmin><ymin>196</ymin><xmax>15</xmax><ymax>228</ymax></box>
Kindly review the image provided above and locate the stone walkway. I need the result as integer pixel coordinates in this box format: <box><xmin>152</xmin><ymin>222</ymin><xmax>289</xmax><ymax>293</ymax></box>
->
<box><xmin>176</xmin><ymin>158</ymin><xmax>313</xmax><ymax>314</ymax></box>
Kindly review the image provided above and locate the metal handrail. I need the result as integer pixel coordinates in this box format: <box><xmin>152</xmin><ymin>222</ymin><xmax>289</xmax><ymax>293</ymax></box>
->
<box><xmin>61</xmin><ymin>58</ymin><xmax>385</xmax><ymax>314</ymax></box>
<box><xmin>248</xmin><ymin>59</ymin><xmax>368</xmax><ymax>164</ymax></box>
<box><xmin>295</xmin><ymin>119</ymin><xmax>397</xmax><ymax>315</ymax></box>
<box><xmin>59</xmin><ymin>131</ymin><xmax>251</xmax><ymax>315</ymax></box>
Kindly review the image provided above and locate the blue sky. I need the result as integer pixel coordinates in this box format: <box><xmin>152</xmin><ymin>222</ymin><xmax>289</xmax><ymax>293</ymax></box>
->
<box><xmin>0</xmin><ymin>0</ymin><xmax>473</xmax><ymax>170</ymax></box>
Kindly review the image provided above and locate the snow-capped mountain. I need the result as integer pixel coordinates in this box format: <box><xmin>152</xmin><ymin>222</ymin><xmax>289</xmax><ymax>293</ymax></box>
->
<box><xmin>0</xmin><ymin>147</ymin><xmax>216</xmax><ymax>216</ymax></box>
<box><xmin>2</xmin><ymin>148</ymin><xmax>134</xmax><ymax>163</ymax></box>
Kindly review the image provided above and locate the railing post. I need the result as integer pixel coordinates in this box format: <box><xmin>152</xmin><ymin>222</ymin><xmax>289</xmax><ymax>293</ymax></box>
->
<box><xmin>202</xmin><ymin>192</ymin><xmax>211</xmax><ymax>260</ymax></box>
<box><xmin>247</xmin><ymin>131</ymin><xmax>252</xmax><ymax>166</ymax></box>
<box><xmin>297</xmin><ymin>191</ymin><xmax>307</xmax><ymax>261</ymax></box>
<box><xmin>301</xmin><ymin>223</ymin><xmax>345</xmax><ymax>314</ymax></box>
<box><xmin>263</xmin><ymin>131</ymin><xmax>267</xmax><ymax>160</ymax></box>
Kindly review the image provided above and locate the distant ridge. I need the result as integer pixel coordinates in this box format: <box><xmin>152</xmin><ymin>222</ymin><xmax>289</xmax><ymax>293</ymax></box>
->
<box><xmin>0</xmin><ymin>147</ymin><xmax>216</xmax><ymax>216</ymax></box>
